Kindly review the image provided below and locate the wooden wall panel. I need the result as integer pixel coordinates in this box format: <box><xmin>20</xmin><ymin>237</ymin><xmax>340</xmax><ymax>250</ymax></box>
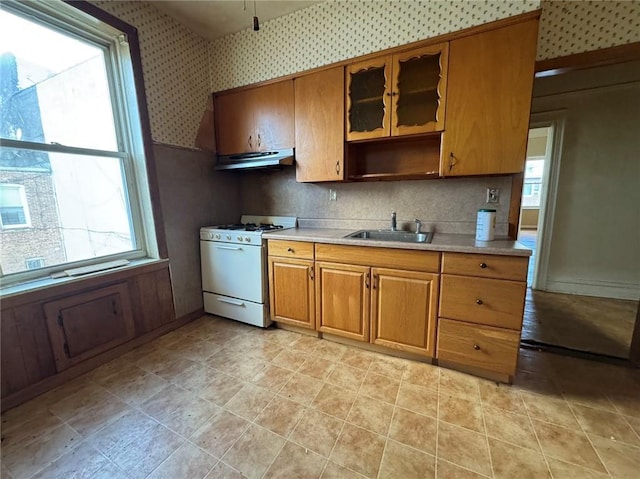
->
<box><xmin>129</xmin><ymin>267</ymin><xmax>175</xmax><ymax>334</ymax></box>
<box><xmin>13</xmin><ymin>303</ymin><xmax>56</xmax><ymax>384</ymax></box>
<box><xmin>1</xmin><ymin>309</ymin><xmax>29</xmax><ymax>397</ymax></box>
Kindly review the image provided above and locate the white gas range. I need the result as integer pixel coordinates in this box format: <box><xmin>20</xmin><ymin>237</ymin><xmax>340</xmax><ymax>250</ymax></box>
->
<box><xmin>200</xmin><ymin>215</ymin><xmax>297</xmax><ymax>327</ymax></box>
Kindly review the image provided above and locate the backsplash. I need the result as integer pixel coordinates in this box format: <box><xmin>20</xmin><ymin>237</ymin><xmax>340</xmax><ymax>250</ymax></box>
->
<box><xmin>210</xmin><ymin>0</ymin><xmax>541</xmax><ymax>91</ymax></box>
<box><xmin>239</xmin><ymin>170</ymin><xmax>513</xmax><ymax>236</ymax></box>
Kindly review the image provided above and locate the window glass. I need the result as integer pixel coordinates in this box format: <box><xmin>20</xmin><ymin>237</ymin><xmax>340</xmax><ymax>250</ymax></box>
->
<box><xmin>0</xmin><ymin>147</ymin><xmax>135</xmax><ymax>275</ymax></box>
<box><xmin>0</xmin><ymin>9</ymin><xmax>118</xmax><ymax>151</ymax></box>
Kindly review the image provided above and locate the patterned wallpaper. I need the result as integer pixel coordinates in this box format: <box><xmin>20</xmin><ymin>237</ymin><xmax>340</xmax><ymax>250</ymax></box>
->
<box><xmin>92</xmin><ymin>1</ymin><xmax>210</xmax><ymax>148</ymax></box>
<box><xmin>209</xmin><ymin>0</ymin><xmax>541</xmax><ymax>92</ymax></box>
<box><xmin>537</xmin><ymin>0</ymin><xmax>640</xmax><ymax>60</ymax></box>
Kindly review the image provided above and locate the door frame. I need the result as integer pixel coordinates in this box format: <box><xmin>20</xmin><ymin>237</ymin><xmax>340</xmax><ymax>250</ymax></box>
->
<box><xmin>526</xmin><ymin>110</ymin><xmax>566</xmax><ymax>290</ymax></box>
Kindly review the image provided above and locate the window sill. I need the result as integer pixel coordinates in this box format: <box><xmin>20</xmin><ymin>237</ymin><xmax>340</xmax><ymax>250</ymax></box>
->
<box><xmin>0</xmin><ymin>258</ymin><xmax>169</xmax><ymax>300</ymax></box>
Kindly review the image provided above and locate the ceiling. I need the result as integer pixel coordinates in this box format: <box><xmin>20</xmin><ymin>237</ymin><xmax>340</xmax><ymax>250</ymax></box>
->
<box><xmin>149</xmin><ymin>0</ymin><xmax>323</xmax><ymax>40</ymax></box>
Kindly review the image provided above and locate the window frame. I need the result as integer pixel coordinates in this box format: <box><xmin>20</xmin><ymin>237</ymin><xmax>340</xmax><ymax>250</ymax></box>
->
<box><xmin>0</xmin><ymin>0</ymin><xmax>166</xmax><ymax>287</ymax></box>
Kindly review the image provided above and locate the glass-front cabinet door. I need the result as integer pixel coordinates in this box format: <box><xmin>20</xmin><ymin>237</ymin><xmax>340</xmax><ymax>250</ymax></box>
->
<box><xmin>345</xmin><ymin>56</ymin><xmax>392</xmax><ymax>141</ymax></box>
<box><xmin>391</xmin><ymin>43</ymin><xmax>448</xmax><ymax>136</ymax></box>
<box><xmin>345</xmin><ymin>44</ymin><xmax>448</xmax><ymax>141</ymax></box>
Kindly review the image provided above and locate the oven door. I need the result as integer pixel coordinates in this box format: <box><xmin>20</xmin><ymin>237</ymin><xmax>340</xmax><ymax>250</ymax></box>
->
<box><xmin>200</xmin><ymin>240</ymin><xmax>265</xmax><ymax>304</ymax></box>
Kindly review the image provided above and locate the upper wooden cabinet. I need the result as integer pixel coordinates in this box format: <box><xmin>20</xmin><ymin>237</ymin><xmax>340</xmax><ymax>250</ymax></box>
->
<box><xmin>441</xmin><ymin>19</ymin><xmax>538</xmax><ymax>176</ymax></box>
<box><xmin>295</xmin><ymin>67</ymin><xmax>345</xmax><ymax>182</ymax></box>
<box><xmin>346</xmin><ymin>44</ymin><xmax>448</xmax><ymax>142</ymax></box>
<box><xmin>214</xmin><ymin>79</ymin><xmax>294</xmax><ymax>155</ymax></box>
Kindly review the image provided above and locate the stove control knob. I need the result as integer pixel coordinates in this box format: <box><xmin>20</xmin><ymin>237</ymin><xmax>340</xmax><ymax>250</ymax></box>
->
<box><xmin>215</xmin><ymin>234</ymin><xmax>221</xmax><ymax>240</ymax></box>
<box><xmin>237</xmin><ymin>236</ymin><xmax>243</xmax><ymax>242</ymax></box>
<box><xmin>244</xmin><ymin>236</ymin><xmax>251</xmax><ymax>242</ymax></box>
<box><xmin>208</xmin><ymin>232</ymin><xmax>214</xmax><ymax>240</ymax></box>
<box><xmin>226</xmin><ymin>235</ymin><xmax>231</xmax><ymax>241</ymax></box>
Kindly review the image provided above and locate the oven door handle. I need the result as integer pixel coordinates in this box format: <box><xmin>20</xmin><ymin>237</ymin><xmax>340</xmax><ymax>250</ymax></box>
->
<box><xmin>216</xmin><ymin>297</ymin><xmax>246</xmax><ymax>307</ymax></box>
<box><xmin>215</xmin><ymin>245</ymin><xmax>243</xmax><ymax>251</ymax></box>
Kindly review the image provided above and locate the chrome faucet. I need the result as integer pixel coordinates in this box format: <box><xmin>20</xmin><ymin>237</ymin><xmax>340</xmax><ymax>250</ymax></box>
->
<box><xmin>415</xmin><ymin>219</ymin><xmax>422</xmax><ymax>234</ymax></box>
<box><xmin>391</xmin><ymin>211</ymin><xmax>397</xmax><ymax>231</ymax></box>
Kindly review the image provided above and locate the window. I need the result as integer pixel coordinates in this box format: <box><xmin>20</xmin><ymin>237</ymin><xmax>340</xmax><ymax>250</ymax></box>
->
<box><xmin>25</xmin><ymin>258</ymin><xmax>45</xmax><ymax>270</ymax></box>
<box><xmin>0</xmin><ymin>1</ymin><xmax>157</xmax><ymax>283</ymax></box>
<box><xmin>521</xmin><ymin>158</ymin><xmax>544</xmax><ymax>208</ymax></box>
<box><xmin>0</xmin><ymin>184</ymin><xmax>30</xmax><ymax>228</ymax></box>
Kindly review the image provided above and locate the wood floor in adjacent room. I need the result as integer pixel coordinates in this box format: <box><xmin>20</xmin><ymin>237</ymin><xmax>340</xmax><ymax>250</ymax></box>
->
<box><xmin>522</xmin><ymin>289</ymin><xmax>638</xmax><ymax>359</ymax></box>
<box><xmin>2</xmin><ymin>316</ymin><xmax>640</xmax><ymax>479</ymax></box>
<box><xmin>518</xmin><ymin>229</ymin><xmax>638</xmax><ymax>359</ymax></box>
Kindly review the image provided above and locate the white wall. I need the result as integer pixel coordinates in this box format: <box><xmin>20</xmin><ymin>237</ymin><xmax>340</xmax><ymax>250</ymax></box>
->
<box><xmin>532</xmin><ymin>61</ymin><xmax>640</xmax><ymax>300</ymax></box>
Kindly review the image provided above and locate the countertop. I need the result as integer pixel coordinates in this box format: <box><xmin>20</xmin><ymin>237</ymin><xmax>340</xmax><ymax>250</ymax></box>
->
<box><xmin>263</xmin><ymin>227</ymin><xmax>532</xmax><ymax>257</ymax></box>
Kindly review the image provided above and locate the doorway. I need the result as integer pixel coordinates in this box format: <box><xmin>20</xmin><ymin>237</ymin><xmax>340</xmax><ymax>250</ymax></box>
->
<box><xmin>518</xmin><ymin>62</ymin><xmax>640</xmax><ymax>360</ymax></box>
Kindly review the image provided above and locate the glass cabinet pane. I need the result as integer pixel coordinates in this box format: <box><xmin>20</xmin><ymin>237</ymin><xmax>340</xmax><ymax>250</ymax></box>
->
<box><xmin>348</xmin><ymin>66</ymin><xmax>386</xmax><ymax>134</ymax></box>
<box><xmin>395</xmin><ymin>53</ymin><xmax>441</xmax><ymax>128</ymax></box>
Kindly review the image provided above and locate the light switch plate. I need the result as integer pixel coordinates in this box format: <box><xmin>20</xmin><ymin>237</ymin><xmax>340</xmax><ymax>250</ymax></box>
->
<box><xmin>329</xmin><ymin>189</ymin><xmax>337</xmax><ymax>201</ymax></box>
<box><xmin>487</xmin><ymin>188</ymin><xmax>500</xmax><ymax>203</ymax></box>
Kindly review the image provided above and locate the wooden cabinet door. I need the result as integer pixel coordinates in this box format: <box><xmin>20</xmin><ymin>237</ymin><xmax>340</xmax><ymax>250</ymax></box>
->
<box><xmin>371</xmin><ymin>268</ymin><xmax>439</xmax><ymax>356</ymax></box>
<box><xmin>254</xmin><ymin>79</ymin><xmax>294</xmax><ymax>151</ymax></box>
<box><xmin>295</xmin><ymin>67</ymin><xmax>345</xmax><ymax>182</ymax></box>
<box><xmin>268</xmin><ymin>257</ymin><xmax>315</xmax><ymax>329</ymax></box>
<box><xmin>214</xmin><ymin>89</ymin><xmax>255</xmax><ymax>155</ymax></box>
<box><xmin>346</xmin><ymin>56</ymin><xmax>392</xmax><ymax>141</ymax></box>
<box><xmin>391</xmin><ymin>43</ymin><xmax>448</xmax><ymax>136</ymax></box>
<box><xmin>43</xmin><ymin>283</ymin><xmax>135</xmax><ymax>372</ymax></box>
<box><xmin>441</xmin><ymin>19</ymin><xmax>538</xmax><ymax>176</ymax></box>
<box><xmin>316</xmin><ymin>262</ymin><xmax>370</xmax><ymax>341</ymax></box>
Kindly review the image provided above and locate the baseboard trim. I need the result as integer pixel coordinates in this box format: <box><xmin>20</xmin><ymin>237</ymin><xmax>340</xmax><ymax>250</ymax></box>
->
<box><xmin>1</xmin><ymin>308</ymin><xmax>204</xmax><ymax>413</ymax></box>
<box><xmin>545</xmin><ymin>280</ymin><xmax>640</xmax><ymax>301</ymax></box>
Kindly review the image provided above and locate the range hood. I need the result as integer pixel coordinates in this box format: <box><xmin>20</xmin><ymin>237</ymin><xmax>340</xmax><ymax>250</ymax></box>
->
<box><xmin>215</xmin><ymin>148</ymin><xmax>294</xmax><ymax>171</ymax></box>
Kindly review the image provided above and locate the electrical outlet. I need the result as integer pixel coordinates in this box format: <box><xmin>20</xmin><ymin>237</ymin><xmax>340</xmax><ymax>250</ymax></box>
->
<box><xmin>486</xmin><ymin>188</ymin><xmax>500</xmax><ymax>204</ymax></box>
<box><xmin>329</xmin><ymin>189</ymin><xmax>337</xmax><ymax>201</ymax></box>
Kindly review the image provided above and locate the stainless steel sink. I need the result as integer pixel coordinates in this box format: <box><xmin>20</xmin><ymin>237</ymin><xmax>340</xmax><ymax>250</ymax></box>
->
<box><xmin>345</xmin><ymin>230</ymin><xmax>433</xmax><ymax>243</ymax></box>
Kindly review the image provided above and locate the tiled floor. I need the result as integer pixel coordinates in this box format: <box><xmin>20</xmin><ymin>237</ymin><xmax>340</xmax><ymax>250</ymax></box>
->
<box><xmin>2</xmin><ymin>315</ymin><xmax>640</xmax><ymax>479</ymax></box>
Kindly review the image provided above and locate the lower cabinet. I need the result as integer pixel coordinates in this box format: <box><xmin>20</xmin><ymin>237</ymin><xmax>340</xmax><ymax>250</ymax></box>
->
<box><xmin>371</xmin><ymin>268</ymin><xmax>439</xmax><ymax>357</ymax></box>
<box><xmin>314</xmin><ymin>245</ymin><xmax>440</xmax><ymax>356</ymax></box>
<box><xmin>268</xmin><ymin>241</ymin><xmax>315</xmax><ymax>329</ymax></box>
<box><xmin>316</xmin><ymin>262</ymin><xmax>370</xmax><ymax>341</ymax></box>
<box><xmin>437</xmin><ymin>252</ymin><xmax>528</xmax><ymax>380</ymax></box>
<box><xmin>437</xmin><ymin>318</ymin><xmax>520</xmax><ymax>376</ymax></box>
<box><xmin>267</xmin><ymin>240</ymin><xmax>528</xmax><ymax>382</ymax></box>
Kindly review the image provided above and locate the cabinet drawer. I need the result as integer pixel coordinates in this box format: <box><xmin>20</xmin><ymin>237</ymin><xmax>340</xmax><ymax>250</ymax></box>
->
<box><xmin>268</xmin><ymin>240</ymin><xmax>314</xmax><ymax>260</ymax></box>
<box><xmin>439</xmin><ymin>275</ymin><xmax>525</xmax><ymax>330</ymax></box>
<box><xmin>437</xmin><ymin>318</ymin><xmax>520</xmax><ymax>375</ymax></box>
<box><xmin>441</xmin><ymin>252</ymin><xmax>528</xmax><ymax>281</ymax></box>
<box><xmin>315</xmin><ymin>244</ymin><xmax>440</xmax><ymax>273</ymax></box>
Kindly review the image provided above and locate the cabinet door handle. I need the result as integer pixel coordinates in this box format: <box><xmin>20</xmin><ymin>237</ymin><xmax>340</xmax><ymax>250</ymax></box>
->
<box><xmin>335</xmin><ymin>161</ymin><xmax>340</xmax><ymax>175</ymax></box>
<box><xmin>308</xmin><ymin>266</ymin><xmax>314</xmax><ymax>280</ymax></box>
<box><xmin>386</xmin><ymin>92</ymin><xmax>392</xmax><ymax>96</ymax></box>
<box><xmin>365</xmin><ymin>274</ymin><xmax>370</xmax><ymax>289</ymax></box>
<box><xmin>448</xmin><ymin>152</ymin><xmax>455</xmax><ymax>171</ymax></box>
<box><xmin>287</xmin><ymin>247</ymin><xmax>294</xmax><ymax>253</ymax></box>
<box><xmin>476</xmin><ymin>299</ymin><xmax>483</xmax><ymax>305</ymax></box>
<box><xmin>373</xmin><ymin>274</ymin><xmax>378</xmax><ymax>289</ymax></box>
<box><xmin>479</xmin><ymin>262</ymin><xmax>487</xmax><ymax>269</ymax></box>
<box><xmin>473</xmin><ymin>344</ymin><xmax>481</xmax><ymax>351</ymax></box>
<box><xmin>248</xmin><ymin>135</ymin><xmax>253</xmax><ymax>148</ymax></box>
<box><xmin>257</xmin><ymin>134</ymin><xmax>261</xmax><ymax>147</ymax></box>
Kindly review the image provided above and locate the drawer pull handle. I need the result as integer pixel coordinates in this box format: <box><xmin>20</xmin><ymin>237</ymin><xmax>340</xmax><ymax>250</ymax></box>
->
<box><xmin>479</xmin><ymin>262</ymin><xmax>487</xmax><ymax>269</ymax></box>
<box><xmin>287</xmin><ymin>247</ymin><xmax>294</xmax><ymax>253</ymax></box>
<box><xmin>473</xmin><ymin>344</ymin><xmax>481</xmax><ymax>351</ymax></box>
<box><xmin>476</xmin><ymin>299</ymin><xmax>483</xmax><ymax>305</ymax></box>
